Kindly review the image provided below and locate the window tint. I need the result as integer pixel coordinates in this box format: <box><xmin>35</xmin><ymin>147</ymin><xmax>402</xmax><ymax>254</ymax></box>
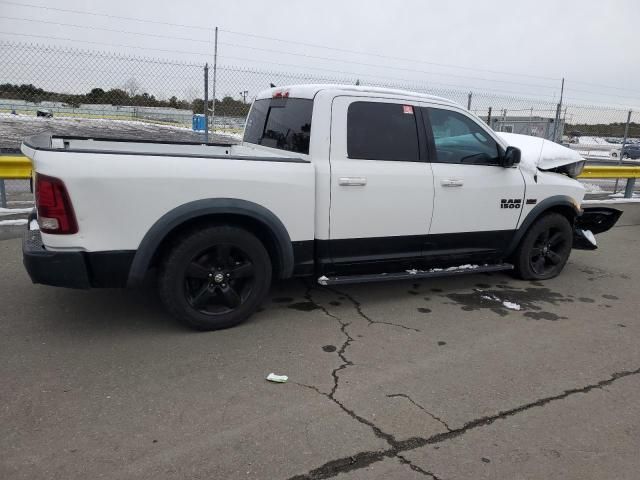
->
<box><xmin>347</xmin><ymin>102</ymin><xmax>419</xmax><ymax>161</ymax></box>
<box><xmin>243</xmin><ymin>98</ymin><xmax>313</xmax><ymax>154</ymax></box>
<box><xmin>427</xmin><ymin>108</ymin><xmax>501</xmax><ymax>165</ymax></box>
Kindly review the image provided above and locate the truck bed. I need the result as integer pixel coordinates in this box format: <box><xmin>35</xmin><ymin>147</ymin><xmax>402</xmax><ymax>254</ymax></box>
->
<box><xmin>22</xmin><ymin>133</ymin><xmax>308</xmax><ymax>163</ymax></box>
<box><xmin>20</xmin><ymin>133</ymin><xmax>315</xmax><ymax>253</ymax></box>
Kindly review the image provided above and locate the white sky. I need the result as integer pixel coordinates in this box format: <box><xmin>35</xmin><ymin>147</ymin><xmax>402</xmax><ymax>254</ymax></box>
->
<box><xmin>0</xmin><ymin>0</ymin><xmax>638</xmax><ymax>111</ymax></box>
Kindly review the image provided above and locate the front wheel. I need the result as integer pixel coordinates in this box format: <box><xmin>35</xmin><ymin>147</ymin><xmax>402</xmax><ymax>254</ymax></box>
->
<box><xmin>513</xmin><ymin>213</ymin><xmax>573</xmax><ymax>280</ymax></box>
<box><xmin>159</xmin><ymin>225</ymin><xmax>272</xmax><ymax>330</ymax></box>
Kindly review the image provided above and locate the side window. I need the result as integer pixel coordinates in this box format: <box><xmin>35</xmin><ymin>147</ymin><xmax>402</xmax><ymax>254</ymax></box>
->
<box><xmin>427</xmin><ymin>108</ymin><xmax>501</xmax><ymax>165</ymax></box>
<box><xmin>243</xmin><ymin>98</ymin><xmax>313</xmax><ymax>154</ymax></box>
<box><xmin>347</xmin><ymin>101</ymin><xmax>419</xmax><ymax>161</ymax></box>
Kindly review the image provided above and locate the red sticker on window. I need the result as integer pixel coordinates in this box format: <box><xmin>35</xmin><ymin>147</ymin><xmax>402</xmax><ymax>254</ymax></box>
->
<box><xmin>403</xmin><ymin>105</ymin><xmax>413</xmax><ymax>114</ymax></box>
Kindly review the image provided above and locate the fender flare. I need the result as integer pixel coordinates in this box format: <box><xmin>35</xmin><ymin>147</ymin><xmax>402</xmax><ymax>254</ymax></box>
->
<box><xmin>504</xmin><ymin>195</ymin><xmax>582</xmax><ymax>258</ymax></box>
<box><xmin>127</xmin><ymin>198</ymin><xmax>294</xmax><ymax>286</ymax></box>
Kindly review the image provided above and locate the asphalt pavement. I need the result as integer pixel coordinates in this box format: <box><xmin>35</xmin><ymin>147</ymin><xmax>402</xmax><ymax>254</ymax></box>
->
<box><xmin>1</xmin><ymin>215</ymin><xmax>640</xmax><ymax>479</ymax></box>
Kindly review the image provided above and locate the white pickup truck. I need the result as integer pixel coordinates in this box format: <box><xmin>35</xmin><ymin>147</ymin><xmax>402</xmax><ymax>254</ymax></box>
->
<box><xmin>21</xmin><ymin>84</ymin><xmax>621</xmax><ymax>330</ymax></box>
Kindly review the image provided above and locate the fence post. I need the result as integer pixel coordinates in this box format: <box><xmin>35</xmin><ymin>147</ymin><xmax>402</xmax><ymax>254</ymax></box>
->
<box><xmin>0</xmin><ymin>179</ymin><xmax>6</xmax><ymax>208</ymax></box>
<box><xmin>467</xmin><ymin>92</ymin><xmax>472</xmax><ymax>110</ymax></box>
<box><xmin>204</xmin><ymin>63</ymin><xmax>209</xmax><ymax>142</ymax></box>
<box><xmin>486</xmin><ymin>107</ymin><xmax>492</xmax><ymax>127</ymax></box>
<box><xmin>614</xmin><ymin>110</ymin><xmax>632</xmax><ymax>195</ymax></box>
<box><xmin>211</xmin><ymin>26</ymin><xmax>218</xmax><ymax>135</ymax></box>
<box><xmin>624</xmin><ymin>178</ymin><xmax>636</xmax><ymax>199</ymax></box>
<box><xmin>552</xmin><ymin>78</ymin><xmax>565</xmax><ymax>143</ymax></box>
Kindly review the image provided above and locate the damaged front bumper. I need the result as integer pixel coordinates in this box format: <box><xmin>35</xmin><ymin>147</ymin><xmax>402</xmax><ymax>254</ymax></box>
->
<box><xmin>573</xmin><ymin>207</ymin><xmax>623</xmax><ymax>250</ymax></box>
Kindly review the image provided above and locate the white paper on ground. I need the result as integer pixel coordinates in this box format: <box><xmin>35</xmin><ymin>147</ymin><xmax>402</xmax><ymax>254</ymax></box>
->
<box><xmin>502</xmin><ymin>301</ymin><xmax>521</xmax><ymax>311</ymax></box>
<box><xmin>266</xmin><ymin>373</ymin><xmax>288</xmax><ymax>383</ymax></box>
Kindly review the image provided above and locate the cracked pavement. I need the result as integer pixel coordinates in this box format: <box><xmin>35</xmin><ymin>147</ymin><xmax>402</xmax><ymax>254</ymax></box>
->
<box><xmin>1</xmin><ymin>218</ymin><xmax>640</xmax><ymax>479</ymax></box>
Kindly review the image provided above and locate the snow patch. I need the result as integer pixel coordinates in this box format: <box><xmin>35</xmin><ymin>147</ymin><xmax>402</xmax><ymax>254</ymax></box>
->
<box><xmin>317</xmin><ymin>275</ymin><xmax>329</xmax><ymax>286</ymax></box>
<box><xmin>609</xmin><ymin>192</ymin><xmax>639</xmax><ymax>198</ymax></box>
<box><xmin>477</xmin><ymin>289</ymin><xmax>521</xmax><ymax>311</ymax></box>
<box><xmin>580</xmin><ymin>182</ymin><xmax>606</xmax><ymax>194</ymax></box>
<box><xmin>0</xmin><ymin>207</ymin><xmax>34</xmax><ymax>215</ymax></box>
<box><xmin>0</xmin><ymin>219</ymin><xmax>27</xmax><ymax>226</ymax></box>
<box><xmin>583</xmin><ymin>197</ymin><xmax>640</xmax><ymax>204</ymax></box>
<box><xmin>481</xmin><ymin>294</ymin><xmax>501</xmax><ymax>302</ymax></box>
<box><xmin>406</xmin><ymin>264</ymin><xmax>479</xmax><ymax>275</ymax></box>
<box><xmin>29</xmin><ymin>219</ymin><xmax>39</xmax><ymax>230</ymax></box>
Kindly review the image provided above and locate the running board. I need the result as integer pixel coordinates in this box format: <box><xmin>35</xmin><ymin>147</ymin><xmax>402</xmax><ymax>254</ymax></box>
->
<box><xmin>317</xmin><ymin>263</ymin><xmax>514</xmax><ymax>286</ymax></box>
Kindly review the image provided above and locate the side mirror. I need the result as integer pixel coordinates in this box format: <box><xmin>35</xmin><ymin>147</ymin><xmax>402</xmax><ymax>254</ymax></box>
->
<box><xmin>502</xmin><ymin>146</ymin><xmax>521</xmax><ymax>168</ymax></box>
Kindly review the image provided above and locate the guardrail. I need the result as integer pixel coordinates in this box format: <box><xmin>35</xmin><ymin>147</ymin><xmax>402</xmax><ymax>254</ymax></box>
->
<box><xmin>1</xmin><ymin>156</ymin><xmax>639</xmax><ymax>208</ymax></box>
<box><xmin>0</xmin><ymin>155</ymin><xmax>32</xmax><ymax>208</ymax></box>
<box><xmin>578</xmin><ymin>165</ymin><xmax>640</xmax><ymax>198</ymax></box>
<box><xmin>0</xmin><ymin>155</ymin><xmax>32</xmax><ymax>179</ymax></box>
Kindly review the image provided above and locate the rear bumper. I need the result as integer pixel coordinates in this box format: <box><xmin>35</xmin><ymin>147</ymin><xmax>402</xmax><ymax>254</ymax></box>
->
<box><xmin>23</xmin><ymin>222</ymin><xmax>135</xmax><ymax>289</ymax></box>
<box><xmin>23</xmin><ymin>229</ymin><xmax>91</xmax><ymax>288</ymax></box>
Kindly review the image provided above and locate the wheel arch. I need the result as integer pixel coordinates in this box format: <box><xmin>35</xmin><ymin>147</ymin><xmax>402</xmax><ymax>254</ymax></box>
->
<box><xmin>505</xmin><ymin>195</ymin><xmax>581</xmax><ymax>258</ymax></box>
<box><xmin>127</xmin><ymin>199</ymin><xmax>295</xmax><ymax>286</ymax></box>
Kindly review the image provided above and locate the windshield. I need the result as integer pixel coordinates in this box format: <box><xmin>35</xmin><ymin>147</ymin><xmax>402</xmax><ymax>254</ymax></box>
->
<box><xmin>243</xmin><ymin>98</ymin><xmax>313</xmax><ymax>154</ymax></box>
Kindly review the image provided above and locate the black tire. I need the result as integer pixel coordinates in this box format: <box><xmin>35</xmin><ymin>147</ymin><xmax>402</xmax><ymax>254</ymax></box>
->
<box><xmin>159</xmin><ymin>225</ymin><xmax>272</xmax><ymax>330</ymax></box>
<box><xmin>622</xmin><ymin>153</ymin><xmax>630</xmax><ymax>160</ymax></box>
<box><xmin>513</xmin><ymin>213</ymin><xmax>573</xmax><ymax>280</ymax></box>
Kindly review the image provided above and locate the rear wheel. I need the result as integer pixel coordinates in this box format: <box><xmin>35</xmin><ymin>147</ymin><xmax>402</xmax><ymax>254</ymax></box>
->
<box><xmin>513</xmin><ymin>213</ymin><xmax>573</xmax><ymax>280</ymax></box>
<box><xmin>159</xmin><ymin>225</ymin><xmax>272</xmax><ymax>330</ymax></box>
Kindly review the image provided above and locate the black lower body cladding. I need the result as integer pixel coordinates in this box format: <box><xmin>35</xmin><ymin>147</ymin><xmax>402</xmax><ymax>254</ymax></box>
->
<box><xmin>22</xmin><ymin>229</ymin><xmax>134</xmax><ymax>288</ymax></box>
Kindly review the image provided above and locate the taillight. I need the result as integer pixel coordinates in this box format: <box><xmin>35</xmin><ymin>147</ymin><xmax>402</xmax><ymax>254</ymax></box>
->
<box><xmin>35</xmin><ymin>174</ymin><xmax>78</xmax><ymax>234</ymax></box>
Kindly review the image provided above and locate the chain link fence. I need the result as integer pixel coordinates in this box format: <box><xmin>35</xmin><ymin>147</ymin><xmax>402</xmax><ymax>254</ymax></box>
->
<box><xmin>1</xmin><ymin>40</ymin><xmax>638</xmax><ymax>156</ymax></box>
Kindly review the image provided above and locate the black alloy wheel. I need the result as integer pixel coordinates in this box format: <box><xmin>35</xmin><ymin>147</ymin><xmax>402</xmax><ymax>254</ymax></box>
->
<box><xmin>184</xmin><ymin>243</ymin><xmax>255</xmax><ymax>315</ymax></box>
<box><xmin>513</xmin><ymin>213</ymin><xmax>573</xmax><ymax>280</ymax></box>
<box><xmin>159</xmin><ymin>226</ymin><xmax>272</xmax><ymax>330</ymax></box>
<box><xmin>528</xmin><ymin>227</ymin><xmax>569</xmax><ymax>276</ymax></box>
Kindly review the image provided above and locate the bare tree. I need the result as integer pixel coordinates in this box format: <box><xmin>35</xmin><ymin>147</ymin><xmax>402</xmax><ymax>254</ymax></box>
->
<box><xmin>123</xmin><ymin>78</ymin><xmax>140</xmax><ymax>97</ymax></box>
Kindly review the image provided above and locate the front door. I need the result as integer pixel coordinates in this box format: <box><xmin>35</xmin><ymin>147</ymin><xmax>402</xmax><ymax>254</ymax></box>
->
<box><xmin>328</xmin><ymin>96</ymin><xmax>435</xmax><ymax>270</ymax></box>
<box><xmin>422</xmin><ymin>106</ymin><xmax>525</xmax><ymax>262</ymax></box>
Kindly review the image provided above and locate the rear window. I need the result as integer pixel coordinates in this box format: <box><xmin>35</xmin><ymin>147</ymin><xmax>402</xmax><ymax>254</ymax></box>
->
<box><xmin>347</xmin><ymin>101</ymin><xmax>419</xmax><ymax>161</ymax></box>
<box><xmin>243</xmin><ymin>98</ymin><xmax>313</xmax><ymax>154</ymax></box>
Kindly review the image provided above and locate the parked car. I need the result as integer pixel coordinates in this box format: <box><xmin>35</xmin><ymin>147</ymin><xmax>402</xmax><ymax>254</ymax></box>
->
<box><xmin>36</xmin><ymin>109</ymin><xmax>53</xmax><ymax>118</ymax></box>
<box><xmin>20</xmin><ymin>85</ymin><xmax>622</xmax><ymax>330</ymax></box>
<box><xmin>618</xmin><ymin>143</ymin><xmax>640</xmax><ymax>160</ymax></box>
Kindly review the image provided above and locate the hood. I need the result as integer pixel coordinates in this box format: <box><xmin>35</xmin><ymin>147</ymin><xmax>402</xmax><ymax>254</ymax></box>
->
<box><xmin>496</xmin><ymin>132</ymin><xmax>585</xmax><ymax>175</ymax></box>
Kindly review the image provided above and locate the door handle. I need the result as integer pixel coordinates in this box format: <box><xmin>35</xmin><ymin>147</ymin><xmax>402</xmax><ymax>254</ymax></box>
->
<box><xmin>441</xmin><ymin>178</ymin><xmax>464</xmax><ymax>187</ymax></box>
<box><xmin>339</xmin><ymin>177</ymin><xmax>367</xmax><ymax>186</ymax></box>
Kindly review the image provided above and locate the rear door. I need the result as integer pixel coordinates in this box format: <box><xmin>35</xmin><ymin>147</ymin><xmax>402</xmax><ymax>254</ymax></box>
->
<box><xmin>328</xmin><ymin>96</ymin><xmax>434</xmax><ymax>269</ymax></box>
<box><xmin>422</xmin><ymin>106</ymin><xmax>525</xmax><ymax>261</ymax></box>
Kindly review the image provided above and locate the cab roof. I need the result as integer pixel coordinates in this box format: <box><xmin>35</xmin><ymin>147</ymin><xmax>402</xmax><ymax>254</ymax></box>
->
<box><xmin>255</xmin><ymin>84</ymin><xmax>460</xmax><ymax>107</ymax></box>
